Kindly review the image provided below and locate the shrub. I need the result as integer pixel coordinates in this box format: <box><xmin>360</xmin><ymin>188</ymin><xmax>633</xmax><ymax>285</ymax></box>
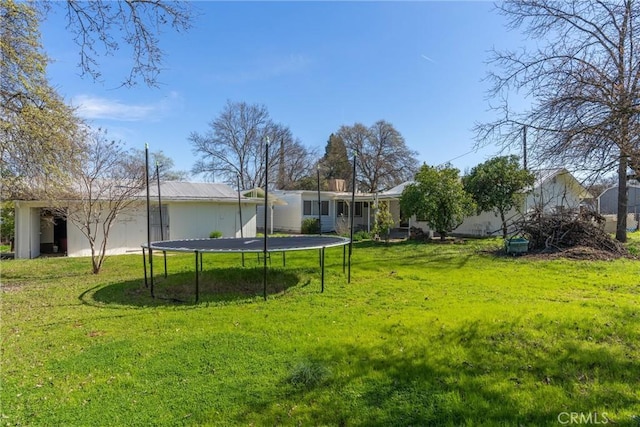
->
<box><xmin>301</xmin><ymin>218</ymin><xmax>320</xmax><ymax>234</ymax></box>
<box><xmin>352</xmin><ymin>230</ymin><xmax>371</xmax><ymax>241</ymax></box>
<box><xmin>209</xmin><ymin>230</ymin><xmax>222</xmax><ymax>238</ymax></box>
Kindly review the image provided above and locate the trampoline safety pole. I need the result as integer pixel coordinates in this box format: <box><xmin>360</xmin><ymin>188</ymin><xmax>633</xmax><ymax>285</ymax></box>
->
<box><xmin>263</xmin><ymin>137</ymin><xmax>269</xmax><ymax>301</ymax></box>
<box><xmin>237</xmin><ymin>173</ymin><xmax>245</xmax><ymax>267</ymax></box>
<box><xmin>348</xmin><ymin>151</ymin><xmax>357</xmax><ymax>283</ymax></box>
<box><xmin>156</xmin><ymin>161</ymin><xmax>167</xmax><ymax>278</ymax></box>
<box><xmin>317</xmin><ymin>165</ymin><xmax>322</xmax><ymax>236</ymax></box>
<box><xmin>145</xmin><ymin>143</ymin><xmax>154</xmax><ymax>298</ymax></box>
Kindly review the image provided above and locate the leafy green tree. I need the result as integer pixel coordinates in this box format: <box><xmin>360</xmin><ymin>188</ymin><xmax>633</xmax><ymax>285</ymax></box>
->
<box><xmin>1</xmin><ymin>0</ymin><xmax>84</xmax><ymax>200</ymax></box>
<box><xmin>400</xmin><ymin>164</ymin><xmax>475</xmax><ymax>241</ymax></box>
<box><xmin>463</xmin><ymin>155</ymin><xmax>535</xmax><ymax>238</ymax></box>
<box><xmin>1</xmin><ymin>201</ymin><xmax>15</xmax><ymax>246</ymax></box>
<box><xmin>373</xmin><ymin>201</ymin><xmax>395</xmax><ymax>244</ymax></box>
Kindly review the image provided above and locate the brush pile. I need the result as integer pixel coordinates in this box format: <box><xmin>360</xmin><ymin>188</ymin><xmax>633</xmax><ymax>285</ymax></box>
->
<box><xmin>512</xmin><ymin>208</ymin><xmax>630</xmax><ymax>259</ymax></box>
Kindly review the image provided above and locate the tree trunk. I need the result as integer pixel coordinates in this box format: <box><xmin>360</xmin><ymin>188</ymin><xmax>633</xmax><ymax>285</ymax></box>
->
<box><xmin>616</xmin><ymin>155</ymin><xmax>628</xmax><ymax>243</ymax></box>
<box><xmin>500</xmin><ymin>210</ymin><xmax>508</xmax><ymax>239</ymax></box>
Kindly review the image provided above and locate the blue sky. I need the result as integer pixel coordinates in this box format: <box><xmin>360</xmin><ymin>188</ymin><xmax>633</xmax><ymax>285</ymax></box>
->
<box><xmin>40</xmin><ymin>1</ymin><xmax>529</xmax><ymax>181</ymax></box>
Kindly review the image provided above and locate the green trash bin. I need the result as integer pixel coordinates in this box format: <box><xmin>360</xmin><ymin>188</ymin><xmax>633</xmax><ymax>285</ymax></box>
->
<box><xmin>505</xmin><ymin>237</ymin><xmax>529</xmax><ymax>255</ymax></box>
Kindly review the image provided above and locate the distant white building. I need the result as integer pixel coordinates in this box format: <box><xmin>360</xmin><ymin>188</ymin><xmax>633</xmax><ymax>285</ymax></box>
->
<box><xmin>258</xmin><ymin>168</ymin><xmax>590</xmax><ymax>238</ymax></box>
<box><xmin>597</xmin><ymin>179</ymin><xmax>640</xmax><ymax>232</ymax></box>
<box><xmin>14</xmin><ymin>182</ymin><xmax>261</xmax><ymax>259</ymax></box>
<box><xmin>416</xmin><ymin>168</ymin><xmax>590</xmax><ymax>236</ymax></box>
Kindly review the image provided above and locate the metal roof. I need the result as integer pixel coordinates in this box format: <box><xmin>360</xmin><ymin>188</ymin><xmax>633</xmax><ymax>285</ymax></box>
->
<box><xmin>145</xmin><ymin>181</ymin><xmax>260</xmax><ymax>203</ymax></box>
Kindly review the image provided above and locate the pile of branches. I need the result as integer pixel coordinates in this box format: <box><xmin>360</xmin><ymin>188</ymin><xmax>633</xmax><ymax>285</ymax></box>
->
<box><xmin>512</xmin><ymin>208</ymin><xmax>629</xmax><ymax>257</ymax></box>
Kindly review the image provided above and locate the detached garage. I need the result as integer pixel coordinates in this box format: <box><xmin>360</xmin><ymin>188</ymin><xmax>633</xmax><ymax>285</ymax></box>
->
<box><xmin>14</xmin><ymin>182</ymin><xmax>261</xmax><ymax>259</ymax></box>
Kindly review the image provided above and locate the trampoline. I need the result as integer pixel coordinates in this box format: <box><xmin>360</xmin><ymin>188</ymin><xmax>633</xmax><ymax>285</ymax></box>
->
<box><xmin>145</xmin><ymin>235</ymin><xmax>350</xmax><ymax>253</ymax></box>
<box><xmin>141</xmin><ymin>235</ymin><xmax>351</xmax><ymax>302</ymax></box>
<box><xmin>141</xmin><ymin>141</ymin><xmax>357</xmax><ymax>303</ymax></box>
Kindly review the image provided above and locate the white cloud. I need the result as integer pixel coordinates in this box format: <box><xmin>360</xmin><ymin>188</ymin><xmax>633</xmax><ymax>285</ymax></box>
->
<box><xmin>71</xmin><ymin>92</ymin><xmax>183</xmax><ymax>122</ymax></box>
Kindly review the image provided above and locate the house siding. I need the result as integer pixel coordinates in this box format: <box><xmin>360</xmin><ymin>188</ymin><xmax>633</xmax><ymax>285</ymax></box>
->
<box><xmin>14</xmin><ymin>190</ymin><xmax>259</xmax><ymax>259</ymax></box>
<box><xmin>598</xmin><ymin>185</ymin><xmax>640</xmax><ymax>215</ymax></box>
<box><xmin>169</xmin><ymin>202</ymin><xmax>253</xmax><ymax>239</ymax></box>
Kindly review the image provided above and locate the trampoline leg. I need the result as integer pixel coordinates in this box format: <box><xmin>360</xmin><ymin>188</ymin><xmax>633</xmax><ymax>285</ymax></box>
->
<box><xmin>142</xmin><ymin>248</ymin><xmax>148</xmax><ymax>288</ymax></box>
<box><xmin>321</xmin><ymin>246</ymin><xmax>325</xmax><ymax>292</ymax></box>
<box><xmin>263</xmin><ymin>257</ymin><xmax>267</xmax><ymax>301</ymax></box>
<box><xmin>150</xmin><ymin>248</ymin><xmax>155</xmax><ymax>299</ymax></box>
<box><xmin>282</xmin><ymin>251</ymin><xmax>285</xmax><ymax>267</ymax></box>
<box><xmin>348</xmin><ymin>245</ymin><xmax>352</xmax><ymax>284</ymax></box>
<box><xmin>200</xmin><ymin>252</ymin><xmax>203</xmax><ymax>272</ymax></box>
<box><xmin>342</xmin><ymin>245</ymin><xmax>346</xmax><ymax>273</ymax></box>
<box><xmin>163</xmin><ymin>251</ymin><xmax>167</xmax><ymax>278</ymax></box>
<box><xmin>195</xmin><ymin>251</ymin><xmax>199</xmax><ymax>303</ymax></box>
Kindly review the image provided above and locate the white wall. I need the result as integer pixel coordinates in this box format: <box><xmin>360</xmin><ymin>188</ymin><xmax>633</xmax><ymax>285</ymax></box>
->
<box><xmin>168</xmin><ymin>202</ymin><xmax>253</xmax><ymax>239</ymax></box>
<box><xmin>526</xmin><ymin>173</ymin><xmax>582</xmax><ymax>212</ymax></box>
<box><xmin>66</xmin><ymin>204</ymin><xmax>148</xmax><ymax>257</ymax></box>
<box><xmin>14</xmin><ymin>202</ymin><xmax>41</xmax><ymax>259</ymax></box>
<box><xmin>15</xmin><ymin>200</ymin><xmax>257</xmax><ymax>259</ymax></box>
<box><xmin>258</xmin><ymin>192</ymin><xmax>302</xmax><ymax>233</ymax></box>
<box><xmin>453</xmin><ymin>210</ymin><xmax>518</xmax><ymax>236</ymax></box>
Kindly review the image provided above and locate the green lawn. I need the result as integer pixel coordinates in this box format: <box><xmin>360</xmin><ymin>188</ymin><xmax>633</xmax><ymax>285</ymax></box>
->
<box><xmin>1</xmin><ymin>236</ymin><xmax>639</xmax><ymax>426</ymax></box>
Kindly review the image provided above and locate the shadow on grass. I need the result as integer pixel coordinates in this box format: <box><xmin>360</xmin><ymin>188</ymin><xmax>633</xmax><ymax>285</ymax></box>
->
<box><xmin>232</xmin><ymin>316</ymin><xmax>640</xmax><ymax>426</ymax></box>
<box><xmin>80</xmin><ymin>267</ymin><xmax>305</xmax><ymax>307</ymax></box>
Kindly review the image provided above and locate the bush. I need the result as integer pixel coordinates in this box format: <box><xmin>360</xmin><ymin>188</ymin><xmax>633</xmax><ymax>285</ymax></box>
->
<box><xmin>209</xmin><ymin>231</ymin><xmax>222</xmax><ymax>238</ymax></box>
<box><xmin>352</xmin><ymin>230</ymin><xmax>371</xmax><ymax>241</ymax></box>
<box><xmin>301</xmin><ymin>218</ymin><xmax>320</xmax><ymax>234</ymax></box>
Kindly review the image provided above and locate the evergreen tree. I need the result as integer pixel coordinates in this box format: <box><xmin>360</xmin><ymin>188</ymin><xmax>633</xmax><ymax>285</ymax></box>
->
<box><xmin>320</xmin><ymin>133</ymin><xmax>352</xmax><ymax>183</ymax></box>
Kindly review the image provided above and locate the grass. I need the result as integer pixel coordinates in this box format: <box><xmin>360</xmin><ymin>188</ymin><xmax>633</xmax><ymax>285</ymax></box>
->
<box><xmin>1</xmin><ymin>236</ymin><xmax>639</xmax><ymax>426</ymax></box>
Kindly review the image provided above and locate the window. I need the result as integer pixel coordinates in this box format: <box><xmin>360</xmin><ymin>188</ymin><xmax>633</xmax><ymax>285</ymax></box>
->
<box><xmin>337</xmin><ymin>201</ymin><xmax>348</xmax><ymax>217</ymax></box>
<box><xmin>336</xmin><ymin>201</ymin><xmax>363</xmax><ymax>217</ymax></box>
<box><xmin>303</xmin><ymin>200</ymin><xmax>329</xmax><ymax>216</ymax></box>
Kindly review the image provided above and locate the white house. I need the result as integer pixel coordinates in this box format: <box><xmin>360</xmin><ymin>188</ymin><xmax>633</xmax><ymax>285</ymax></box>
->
<box><xmin>14</xmin><ymin>182</ymin><xmax>261</xmax><ymax>259</ymax></box>
<box><xmin>258</xmin><ymin>168</ymin><xmax>589</xmax><ymax>238</ymax></box>
<box><xmin>257</xmin><ymin>189</ymin><xmax>379</xmax><ymax>234</ymax></box>
<box><xmin>407</xmin><ymin>168</ymin><xmax>590</xmax><ymax>237</ymax></box>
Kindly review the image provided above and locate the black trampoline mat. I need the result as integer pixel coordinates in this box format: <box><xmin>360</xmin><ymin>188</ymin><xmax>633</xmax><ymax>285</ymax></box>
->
<box><xmin>143</xmin><ymin>235</ymin><xmax>350</xmax><ymax>253</ymax></box>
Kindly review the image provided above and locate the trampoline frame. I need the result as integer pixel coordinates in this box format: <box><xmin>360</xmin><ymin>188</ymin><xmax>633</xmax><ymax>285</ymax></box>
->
<box><xmin>142</xmin><ymin>235</ymin><xmax>350</xmax><ymax>302</ymax></box>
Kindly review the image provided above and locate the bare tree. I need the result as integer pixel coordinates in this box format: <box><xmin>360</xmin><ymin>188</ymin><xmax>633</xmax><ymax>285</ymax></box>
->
<box><xmin>129</xmin><ymin>149</ymin><xmax>189</xmax><ymax>181</ymax></box>
<box><xmin>190</xmin><ymin>100</ymin><xmax>315</xmax><ymax>190</ymax></box>
<box><xmin>338</xmin><ymin>120</ymin><xmax>418</xmax><ymax>192</ymax></box>
<box><xmin>35</xmin><ymin>1</ymin><xmax>193</xmax><ymax>87</ymax></box>
<box><xmin>55</xmin><ymin>130</ymin><xmax>146</xmax><ymax>274</ymax></box>
<box><xmin>476</xmin><ymin>0</ymin><xmax>640</xmax><ymax>242</ymax></box>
